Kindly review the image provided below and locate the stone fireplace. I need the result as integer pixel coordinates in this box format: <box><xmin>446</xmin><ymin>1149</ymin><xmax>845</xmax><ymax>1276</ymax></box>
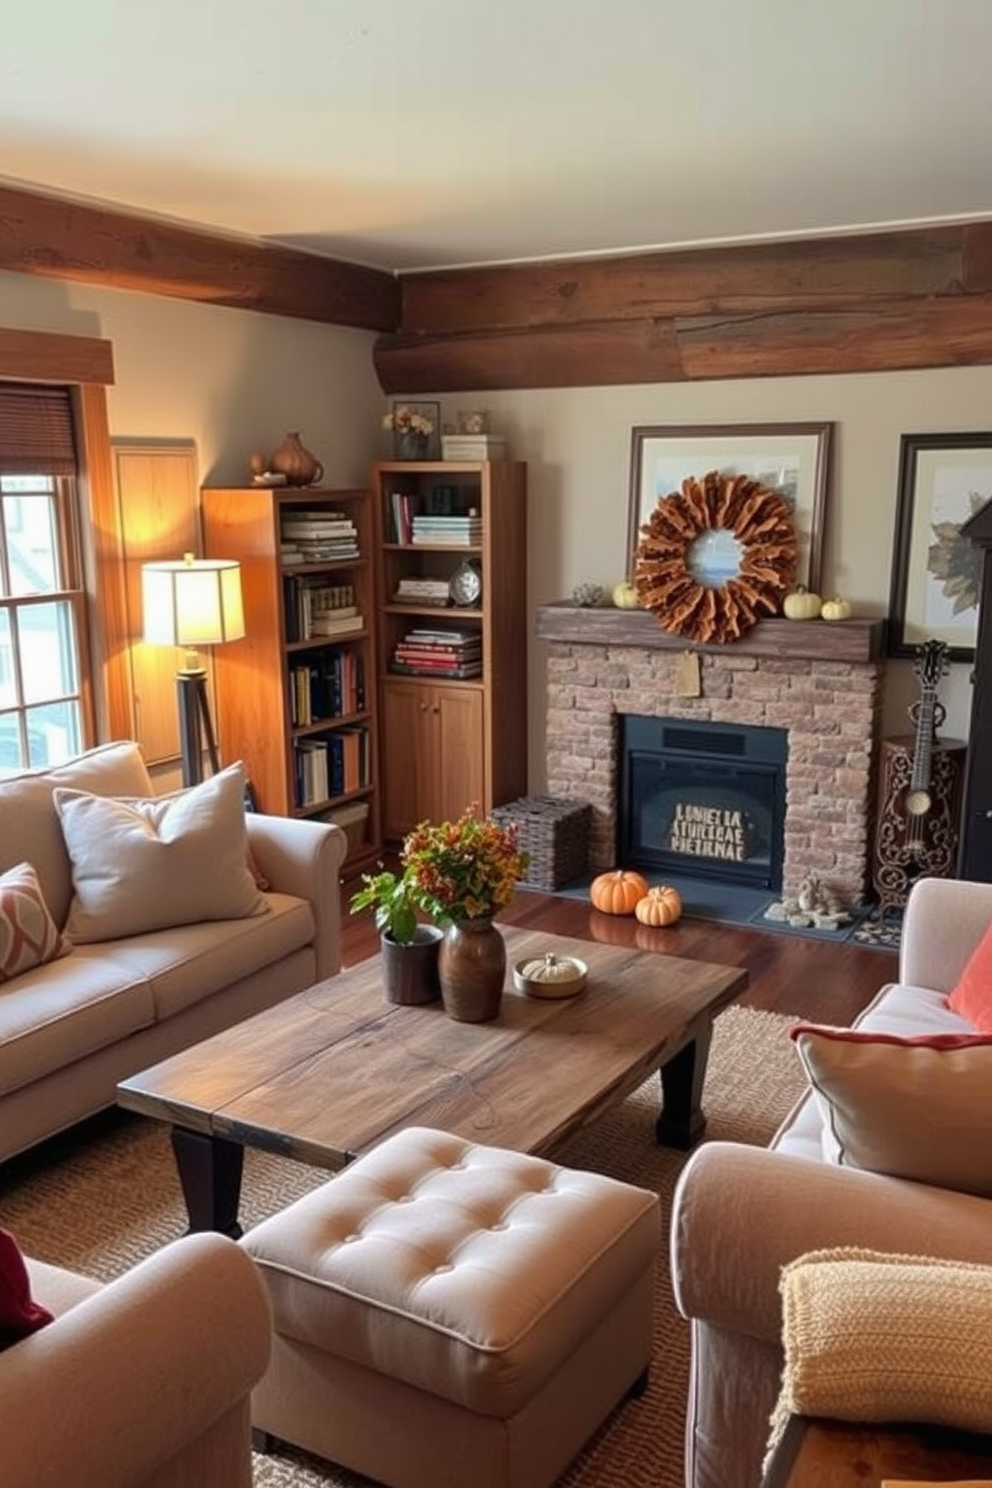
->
<box><xmin>535</xmin><ymin>605</ymin><xmax>887</xmax><ymax>905</ymax></box>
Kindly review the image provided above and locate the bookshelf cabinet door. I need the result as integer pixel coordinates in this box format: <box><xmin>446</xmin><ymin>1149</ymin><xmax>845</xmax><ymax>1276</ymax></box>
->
<box><xmin>381</xmin><ymin>679</ymin><xmax>484</xmax><ymax>836</ymax></box>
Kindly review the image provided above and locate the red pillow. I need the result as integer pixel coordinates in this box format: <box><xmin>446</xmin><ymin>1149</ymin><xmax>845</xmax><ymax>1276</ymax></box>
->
<box><xmin>947</xmin><ymin>919</ymin><xmax>992</xmax><ymax>1032</ymax></box>
<box><xmin>0</xmin><ymin>1227</ymin><xmax>53</xmax><ymax>1350</ymax></box>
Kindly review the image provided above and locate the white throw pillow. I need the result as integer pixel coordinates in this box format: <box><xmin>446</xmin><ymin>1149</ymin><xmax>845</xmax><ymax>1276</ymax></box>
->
<box><xmin>792</xmin><ymin>1023</ymin><xmax>992</xmax><ymax>1197</ymax></box>
<box><xmin>54</xmin><ymin>762</ymin><xmax>267</xmax><ymax>943</ymax></box>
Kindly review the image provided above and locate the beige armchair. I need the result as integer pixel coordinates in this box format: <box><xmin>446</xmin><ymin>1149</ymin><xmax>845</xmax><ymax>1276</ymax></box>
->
<box><xmin>2</xmin><ymin>1231</ymin><xmax>271</xmax><ymax>1488</ymax></box>
<box><xmin>671</xmin><ymin>875</ymin><xmax>992</xmax><ymax>1488</ymax></box>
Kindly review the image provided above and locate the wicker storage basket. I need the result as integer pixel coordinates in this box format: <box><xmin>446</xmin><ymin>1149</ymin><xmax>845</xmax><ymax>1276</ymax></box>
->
<box><xmin>491</xmin><ymin>795</ymin><xmax>591</xmax><ymax>891</ymax></box>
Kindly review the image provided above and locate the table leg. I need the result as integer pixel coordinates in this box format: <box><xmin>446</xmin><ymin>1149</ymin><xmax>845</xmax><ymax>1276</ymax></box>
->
<box><xmin>170</xmin><ymin>1127</ymin><xmax>245</xmax><ymax>1237</ymax></box>
<box><xmin>655</xmin><ymin>1020</ymin><xmax>713</xmax><ymax>1149</ymax></box>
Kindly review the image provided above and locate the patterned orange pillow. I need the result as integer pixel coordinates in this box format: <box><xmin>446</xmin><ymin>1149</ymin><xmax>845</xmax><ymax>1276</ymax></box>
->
<box><xmin>0</xmin><ymin>862</ymin><xmax>69</xmax><ymax>981</ymax></box>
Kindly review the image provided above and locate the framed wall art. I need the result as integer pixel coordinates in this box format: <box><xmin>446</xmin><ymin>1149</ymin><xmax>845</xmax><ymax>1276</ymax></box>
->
<box><xmin>886</xmin><ymin>430</ymin><xmax>992</xmax><ymax>661</ymax></box>
<box><xmin>627</xmin><ymin>421</ymin><xmax>832</xmax><ymax>593</ymax></box>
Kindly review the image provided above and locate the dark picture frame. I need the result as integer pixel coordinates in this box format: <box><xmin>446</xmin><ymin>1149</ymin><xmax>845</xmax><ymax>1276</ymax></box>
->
<box><xmin>627</xmin><ymin>421</ymin><xmax>832</xmax><ymax>592</ymax></box>
<box><xmin>886</xmin><ymin>431</ymin><xmax>992</xmax><ymax>661</ymax></box>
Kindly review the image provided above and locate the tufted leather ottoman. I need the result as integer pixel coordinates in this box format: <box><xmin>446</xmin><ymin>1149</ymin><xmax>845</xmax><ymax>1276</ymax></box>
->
<box><xmin>242</xmin><ymin>1125</ymin><xmax>661</xmax><ymax>1488</ymax></box>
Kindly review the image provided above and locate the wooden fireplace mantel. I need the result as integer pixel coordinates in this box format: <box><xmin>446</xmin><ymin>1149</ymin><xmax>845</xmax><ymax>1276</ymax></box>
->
<box><xmin>535</xmin><ymin>603</ymin><xmax>886</xmax><ymax>664</ymax></box>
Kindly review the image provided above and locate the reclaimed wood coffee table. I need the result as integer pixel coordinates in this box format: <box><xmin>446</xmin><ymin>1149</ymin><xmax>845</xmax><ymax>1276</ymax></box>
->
<box><xmin>117</xmin><ymin>926</ymin><xmax>747</xmax><ymax>1234</ymax></box>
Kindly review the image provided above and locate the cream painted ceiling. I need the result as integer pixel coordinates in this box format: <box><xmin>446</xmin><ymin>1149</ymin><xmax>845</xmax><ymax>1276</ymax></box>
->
<box><xmin>3</xmin><ymin>0</ymin><xmax>992</xmax><ymax>274</ymax></box>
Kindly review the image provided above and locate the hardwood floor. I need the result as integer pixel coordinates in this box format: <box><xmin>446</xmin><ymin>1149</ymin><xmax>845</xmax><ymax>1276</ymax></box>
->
<box><xmin>340</xmin><ymin>884</ymin><xmax>897</xmax><ymax>1028</ymax></box>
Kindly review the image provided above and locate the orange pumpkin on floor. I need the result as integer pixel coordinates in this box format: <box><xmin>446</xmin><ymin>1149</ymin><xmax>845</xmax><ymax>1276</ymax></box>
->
<box><xmin>589</xmin><ymin>869</ymin><xmax>649</xmax><ymax>915</ymax></box>
<box><xmin>634</xmin><ymin>884</ymin><xmax>683</xmax><ymax>927</ymax></box>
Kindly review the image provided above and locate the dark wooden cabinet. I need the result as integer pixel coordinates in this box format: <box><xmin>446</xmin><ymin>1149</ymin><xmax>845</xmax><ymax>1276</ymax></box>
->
<box><xmin>871</xmin><ymin>735</ymin><xmax>966</xmax><ymax>914</ymax></box>
<box><xmin>958</xmin><ymin>498</ymin><xmax>992</xmax><ymax>881</ymax></box>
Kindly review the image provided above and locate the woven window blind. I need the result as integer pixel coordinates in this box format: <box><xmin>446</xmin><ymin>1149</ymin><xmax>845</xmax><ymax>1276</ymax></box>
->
<box><xmin>0</xmin><ymin>382</ymin><xmax>77</xmax><ymax>474</ymax></box>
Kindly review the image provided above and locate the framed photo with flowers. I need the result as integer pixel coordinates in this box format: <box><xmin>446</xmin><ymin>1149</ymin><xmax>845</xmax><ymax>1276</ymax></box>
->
<box><xmin>886</xmin><ymin>431</ymin><xmax>992</xmax><ymax>661</ymax></box>
<box><xmin>385</xmin><ymin>400</ymin><xmax>441</xmax><ymax>461</ymax></box>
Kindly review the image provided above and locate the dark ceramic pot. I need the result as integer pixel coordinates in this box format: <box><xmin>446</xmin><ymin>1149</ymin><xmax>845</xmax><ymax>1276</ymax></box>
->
<box><xmin>381</xmin><ymin>925</ymin><xmax>442</xmax><ymax>1005</ymax></box>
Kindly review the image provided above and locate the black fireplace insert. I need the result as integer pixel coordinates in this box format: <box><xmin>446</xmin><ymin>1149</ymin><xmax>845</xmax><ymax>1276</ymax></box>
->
<box><xmin>617</xmin><ymin>716</ymin><xmax>788</xmax><ymax>889</ymax></box>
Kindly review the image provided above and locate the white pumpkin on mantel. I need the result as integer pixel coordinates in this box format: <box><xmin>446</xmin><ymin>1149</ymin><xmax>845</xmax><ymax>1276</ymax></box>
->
<box><xmin>821</xmin><ymin>596</ymin><xmax>854</xmax><ymax>622</ymax></box>
<box><xmin>612</xmin><ymin>580</ymin><xmax>640</xmax><ymax>609</ymax></box>
<box><xmin>782</xmin><ymin>586</ymin><xmax>822</xmax><ymax>621</ymax></box>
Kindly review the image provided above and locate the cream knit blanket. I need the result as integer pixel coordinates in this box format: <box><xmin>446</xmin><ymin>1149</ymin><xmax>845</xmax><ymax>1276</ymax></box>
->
<box><xmin>765</xmin><ymin>1247</ymin><xmax>992</xmax><ymax>1466</ymax></box>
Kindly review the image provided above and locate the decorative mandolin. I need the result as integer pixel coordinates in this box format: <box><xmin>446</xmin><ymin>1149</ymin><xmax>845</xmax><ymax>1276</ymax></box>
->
<box><xmin>904</xmin><ymin>639</ymin><xmax>949</xmax><ymax>849</ymax></box>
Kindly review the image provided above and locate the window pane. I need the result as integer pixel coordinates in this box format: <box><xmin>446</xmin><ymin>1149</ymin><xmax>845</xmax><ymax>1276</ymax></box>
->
<box><xmin>0</xmin><ymin>609</ymin><xmax>13</xmax><ymax>707</ymax></box>
<box><xmin>3</xmin><ymin>487</ymin><xmax>60</xmax><ymax>596</ymax></box>
<box><xmin>25</xmin><ymin>700</ymin><xmax>81</xmax><ymax>768</ymax></box>
<box><xmin>17</xmin><ymin>601</ymin><xmax>78</xmax><ymax>702</ymax></box>
<box><xmin>0</xmin><ymin>712</ymin><xmax>26</xmax><ymax>775</ymax></box>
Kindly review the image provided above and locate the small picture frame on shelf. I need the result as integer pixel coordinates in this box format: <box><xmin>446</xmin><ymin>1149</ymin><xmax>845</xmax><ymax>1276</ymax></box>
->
<box><xmin>387</xmin><ymin>400</ymin><xmax>441</xmax><ymax>461</ymax></box>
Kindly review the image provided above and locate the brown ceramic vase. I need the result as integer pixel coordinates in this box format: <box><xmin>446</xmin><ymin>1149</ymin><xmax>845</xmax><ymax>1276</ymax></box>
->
<box><xmin>438</xmin><ymin>917</ymin><xmax>506</xmax><ymax>1022</ymax></box>
<box><xmin>270</xmin><ymin>431</ymin><xmax>324</xmax><ymax>487</ymax></box>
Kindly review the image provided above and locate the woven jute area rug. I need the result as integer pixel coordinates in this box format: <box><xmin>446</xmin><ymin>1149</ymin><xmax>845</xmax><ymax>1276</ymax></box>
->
<box><xmin>0</xmin><ymin>1004</ymin><xmax>806</xmax><ymax>1488</ymax></box>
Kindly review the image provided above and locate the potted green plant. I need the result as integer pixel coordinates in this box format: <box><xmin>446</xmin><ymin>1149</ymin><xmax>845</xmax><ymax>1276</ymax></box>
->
<box><xmin>349</xmin><ymin>867</ymin><xmax>442</xmax><ymax>1005</ymax></box>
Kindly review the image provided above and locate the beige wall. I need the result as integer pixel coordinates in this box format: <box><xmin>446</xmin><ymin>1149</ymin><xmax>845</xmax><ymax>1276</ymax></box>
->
<box><xmin>1</xmin><ymin>267</ymin><xmax>987</xmax><ymax>798</ymax></box>
<box><xmin>440</xmin><ymin>371</ymin><xmax>992</xmax><ymax>789</ymax></box>
<box><xmin>0</xmin><ymin>269</ymin><xmax>382</xmax><ymax>488</ymax></box>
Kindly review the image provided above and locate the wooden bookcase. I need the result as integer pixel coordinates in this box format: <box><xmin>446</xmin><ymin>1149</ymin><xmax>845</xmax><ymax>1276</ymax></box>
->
<box><xmin>371</xmin><ymin>459</ymin><xmax>528</xmax><ymax>840</ymax></box>
<box><xmin>201</xmin><ymin>484</ymin><xmax>380</xmax><ymax>875</ymax></box>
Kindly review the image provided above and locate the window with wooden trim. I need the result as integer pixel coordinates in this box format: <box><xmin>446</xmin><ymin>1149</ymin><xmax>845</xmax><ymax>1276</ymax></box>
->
<box><xmin>0</xmin><ymin>383</ymin><xmax>90</xmax><ymax>776</ymax></box>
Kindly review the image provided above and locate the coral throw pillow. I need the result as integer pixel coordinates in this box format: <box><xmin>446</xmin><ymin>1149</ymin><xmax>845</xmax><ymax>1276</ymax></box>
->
<box><xmin>0</xmin><ymin>1227</ymin><xmax>53</xmax><ymax>1350</ymax></box>
<box><xmin>947</xmin><ymin>919</ymin><xmax>992</xmax><ymax>1032</ymax></box>
<box><xmin>0</xmin><ymin>862</ymin><xmax>69</xmax><ymax>982</ymax></box>
<box><xmin>792</xmin><ymin>1023</ymin><xmax>992</xmax><ymax>1196</ymax></box>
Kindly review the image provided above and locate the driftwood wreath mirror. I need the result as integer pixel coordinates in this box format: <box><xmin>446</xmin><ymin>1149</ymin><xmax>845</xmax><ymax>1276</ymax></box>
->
<box><xmin>633</xmin><ymin>470</ymin><xmax>798</xmax><ymax>643</ymax></box>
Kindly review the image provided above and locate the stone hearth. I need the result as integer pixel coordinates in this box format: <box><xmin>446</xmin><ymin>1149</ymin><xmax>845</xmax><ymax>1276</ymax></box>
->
<box><xmin>536</xmin><ymin>606</ymin><xmax>887</xmax><ymax>905</ymax></box>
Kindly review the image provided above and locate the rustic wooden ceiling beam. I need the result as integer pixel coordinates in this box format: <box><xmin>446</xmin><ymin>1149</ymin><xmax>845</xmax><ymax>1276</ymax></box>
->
<box><xmin>400</xmin><ymin>225</ymin><xmax>992</xmax><ymax>335</ymax></box>
<box><xmin>374</xmin><ymin>291</ymin><xmax>992</xmax><ymax>394</ymax></box>
<box><xmin>0</xmin><ymin>184</ymin><xmax>400</xmax><ymax>332</ymax></box>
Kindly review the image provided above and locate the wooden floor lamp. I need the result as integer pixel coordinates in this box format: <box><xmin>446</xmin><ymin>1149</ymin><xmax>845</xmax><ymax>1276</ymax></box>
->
<box><xmin>141</xmin><ymin>553</ymin><xmax>245</xmax><ymax>788</ymax></box>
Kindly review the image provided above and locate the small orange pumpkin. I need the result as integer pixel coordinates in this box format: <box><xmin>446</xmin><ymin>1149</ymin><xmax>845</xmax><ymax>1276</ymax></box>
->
<box><xmin>634</xmin><ymin>884</ymin><xmax>683</xmax><ymax>927</ymax></box>
<box><xmin>589</xmin><ymin>869</ymin><xmax>649</xmax><ymax>916</ymax></box>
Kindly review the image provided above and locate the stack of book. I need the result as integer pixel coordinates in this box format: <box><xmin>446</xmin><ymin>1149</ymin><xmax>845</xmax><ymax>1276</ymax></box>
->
<box><xmin>441</xmin><ymin>434</ymin><xmax>507</xmax><ymax>461</ymax></box>
<box><xmin>294</xmin><ymin>727</ymin><xmax>369</xmax><ymax>806</ymax></box>
<box><xmin>411</xmin><ymin>514</ymin><xmax>482</xmax><ymax>547</ymax></box>
<box><xmin>283</xmin><ymin>575</ymin><xmax>363</xmax><ymax>640</ymax></box>
<box><xmin>394</xmin><ymin>576</ymin><xmax>451</xmax><ymax>606</ymax></box>
<box><xmin>390</xmin><ymin>627</ymin><xmax>482</xmax><ymax>679</ymax></box>
<box><xmin>388</xmin><ymin>490</ymin><xmax>418</xmax><ymax>544</ymax></box>
<box><xmin>290</xmin><ymin>650</ymin><xmax>365</xmax><ymax>725</ymax></box>
<box><xmin>280</xmin><ymin>509</ymin><xmax>359</xmax><ymax>564</ymax></box>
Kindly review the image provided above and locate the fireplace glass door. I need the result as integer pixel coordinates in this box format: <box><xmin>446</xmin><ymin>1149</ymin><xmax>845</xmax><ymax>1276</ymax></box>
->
<box><xmin>618</xmin><ymin>717</ymin><xmax>788</xmax><ymax>890</ymax></box>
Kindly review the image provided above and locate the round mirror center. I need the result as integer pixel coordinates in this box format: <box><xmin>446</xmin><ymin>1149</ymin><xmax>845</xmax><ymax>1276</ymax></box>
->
<box><xmin>686</xmin><ymin>528</ymin><xmax>744</xmax><ymax>587</ymax></box>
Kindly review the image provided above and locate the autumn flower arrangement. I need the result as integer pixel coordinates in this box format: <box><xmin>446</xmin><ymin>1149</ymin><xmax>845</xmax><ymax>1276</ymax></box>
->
<box><xmin>400</xmin><ymin>805</ymin><xmax>529</xmax><ymax>924</ymax></box>
<box><xmin>381</xmin><ymin>404</ymin><xmax>435</xmax><ymax>437</ymax></box>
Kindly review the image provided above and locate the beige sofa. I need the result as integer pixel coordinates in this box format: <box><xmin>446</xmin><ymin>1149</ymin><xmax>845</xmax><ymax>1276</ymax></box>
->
<box><xmin>0</xmin><ymin>741</ymin><xmax>346</xmax><ymax>1163</ymax></box>
<box><xmin>5</xmin><ymin>1232</ymin><xmax>271</xmax><ymax>1488</ymax></box>
<box><xmin>671</xmin><ymin>875</ymin><xmax>992</xmax><ymax>1488</ymax></box>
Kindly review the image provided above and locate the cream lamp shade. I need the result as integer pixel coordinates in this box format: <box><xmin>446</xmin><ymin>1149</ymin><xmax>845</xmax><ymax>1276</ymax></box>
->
<box><xmin>142</xmin><ymin>552</ymin><xmax>245</xmax><ymax>672</ymax></box>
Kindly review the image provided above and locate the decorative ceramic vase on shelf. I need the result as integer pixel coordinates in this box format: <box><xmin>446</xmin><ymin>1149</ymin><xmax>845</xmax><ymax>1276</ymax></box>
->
<box><xmin>438</xmin><ymin>918</ymin><xmax>506</xmax><ymax>1022</ymax></box>
<box><xmin>394</xmin><ymin>429</ymin><xmax>431</xmax><ymax>462</ymax></box>
<box><xmin>269</xmin><ymin>431</ymin><xmax>324</xmax><ymax>487</ymax></box>
<box><xmin>380</xmin><ymin>925</ymin><xmax>443</xmax><ymax>1006</ymax></box>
